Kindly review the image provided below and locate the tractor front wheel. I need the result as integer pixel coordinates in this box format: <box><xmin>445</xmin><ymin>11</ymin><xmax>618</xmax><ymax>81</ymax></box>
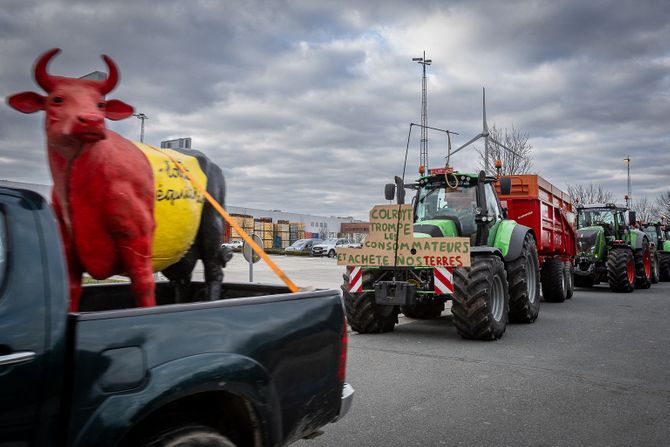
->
<box><xmin>660</xmin><ymin>252</ymin><xmax>670</xmax><ymax>281</ymax></box>
<box><xmin>564</xmin><ymin>262</ymin><xmax>575</xmax><ymax>299</ymax></box>
<box><xmin>541</xmin><ymin>258</ymin><xmax>567</xmax><ymax>302</ymax></box>
<box><xmin>343</xmin><ymin>270</ymin><xmax>397</xmax><ymax>333</ymax></box>
<box><xmin>607</xmin><ymin>248</ymin><xmax>635</xmax><ymax>293</ymax></box>
<box><xmin>506</xmin><ymin>233</ymin><xmax>541</xmax><ymax>323</ymax></box>
<box><xmin>452</xmin><ymin>255</ymin><xmax>509</xmax><ymax>340</ymax></box>
<box><xmin>634</xmin><ymin>242</ymin><xmax>652</xmax><ymax>289</ymax></box>
<box><xmin>650</xmin><ymin>250</ymin><xmax>660</xmax><ymax>284</ymax></box>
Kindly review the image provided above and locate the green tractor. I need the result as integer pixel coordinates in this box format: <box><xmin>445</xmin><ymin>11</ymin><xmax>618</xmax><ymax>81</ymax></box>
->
<box><xmin>640</xmin><ymin>221</ymin><xmax>670</xmax><ymax>281</ymax></box>
<box><xmin>574</xmin><ymin>204</ymin><xmax>652</xmax><ymax>292</ymax></box>
<box><xmin>342</xmin><ymin>168</ymin><xmax>540</xmax><ymax>340</ymax></box>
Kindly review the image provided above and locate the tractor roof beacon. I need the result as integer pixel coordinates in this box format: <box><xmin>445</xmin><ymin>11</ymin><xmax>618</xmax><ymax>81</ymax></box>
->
<box><xmin>342</xmin><ymin>90</ymin><xmax>540</xmax><ymax>340</ymax></box>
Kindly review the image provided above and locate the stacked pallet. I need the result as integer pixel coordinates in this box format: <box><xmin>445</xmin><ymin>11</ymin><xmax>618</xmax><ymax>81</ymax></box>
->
<box><xmin>254</xmin><ymin>217</ymin><xmax>274</xmax><ymax>248</ymax></box>
<box><xmin>275</xmin><ymin>220</ymin><xmax>290</xmax><ymax>249</ymax></box>
<box><xmin>289</xmin><ymin>222</ymin><xmax>305</xmax><ymax>244</ymax></box>
<box><xmin>229</xmin><ymin>213</ymin><xmax>254</xmax><ymax>241</ymax></box>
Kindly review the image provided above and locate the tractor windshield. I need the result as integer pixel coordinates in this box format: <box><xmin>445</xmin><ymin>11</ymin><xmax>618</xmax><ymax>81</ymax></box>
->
<box><xmin>416</xmin><ymin>183</ymin><xmax>477</xmax><ymax>234</ymax></box>
<box><xmin>577</xmin><ymin>208</ymin><xmax>615</xmax><ymax>229</ymax></box>
<box><xmin>642</xmin><ymin>226</ymin><xmax>658</xmax><ymax>241</ymax></box>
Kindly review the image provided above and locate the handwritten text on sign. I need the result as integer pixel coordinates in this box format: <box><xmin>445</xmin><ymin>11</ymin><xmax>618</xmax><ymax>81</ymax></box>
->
<box><xmin>336</xmin><ymin>204</ymin><xmax>471</xmax><ymax>267</ymax></box>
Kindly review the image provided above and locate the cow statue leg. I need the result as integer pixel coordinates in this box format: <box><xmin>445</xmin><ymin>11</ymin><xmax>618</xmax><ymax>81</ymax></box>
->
<box><xmin>199</xmin><ymin>204</ymin><xmax>224</xmax><ymax>301</ymax></box>
<box><xmin>162</xmin><ymin>250</ymin><xmax>197</xmax><ymax>303</ymax></box>
<box><xmin>53</xmin><ymin>195</ymin><xmax>84</xmax><ymax>312</ymax></box>
<box><xmin>119</xmin><ymin>238</ymin><xmax>156</xmax><ymax>307</ymax></box>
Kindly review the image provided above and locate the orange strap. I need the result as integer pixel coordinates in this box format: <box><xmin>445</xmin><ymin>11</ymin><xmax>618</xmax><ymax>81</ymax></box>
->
<box><xmin>155</xmin><ymin>148</ymin><xmax>299</xmax><ymax>293</ymax></box>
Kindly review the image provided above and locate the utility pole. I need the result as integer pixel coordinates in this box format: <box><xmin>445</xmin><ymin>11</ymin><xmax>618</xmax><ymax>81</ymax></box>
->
<box><xmin>624</xmin><ymin>155</ymin><xmax>632</xmax><ymax>208</ymax></box>
<box><xmin>134</xmin><ymin>113</ymin><xmax>148</xmax><ymax>142</ymax></box>
<box><xmin>412</xmin><ymin>51</ymin><xmax>432</xmax><ymax>171</ymax></box>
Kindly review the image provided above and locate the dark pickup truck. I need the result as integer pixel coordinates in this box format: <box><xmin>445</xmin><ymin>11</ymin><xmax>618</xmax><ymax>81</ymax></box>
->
<box><xmin>0</xmin><ymin>188</ymin><xmax>353</xmax><ymax>447</ymax></box>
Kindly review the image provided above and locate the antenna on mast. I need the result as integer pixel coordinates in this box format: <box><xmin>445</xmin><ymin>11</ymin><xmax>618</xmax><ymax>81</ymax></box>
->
<box><xmin>412</xmin><ymin>51</ymin><xmax>432</xmax><ymax>172</ymax></box>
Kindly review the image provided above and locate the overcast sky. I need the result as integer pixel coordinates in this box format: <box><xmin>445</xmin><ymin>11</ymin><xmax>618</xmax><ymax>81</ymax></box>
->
<box><xmin>1</xmin><ymin>0</ymin><xmax>668</xmax><ymax>219</ymax></box>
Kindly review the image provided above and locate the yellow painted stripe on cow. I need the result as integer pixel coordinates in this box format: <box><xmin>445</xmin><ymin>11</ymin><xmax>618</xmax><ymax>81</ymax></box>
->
<box><xmin>133</xmin><ymin>142</ymin><xmax>207</xmax><ymax>271</ymax></box>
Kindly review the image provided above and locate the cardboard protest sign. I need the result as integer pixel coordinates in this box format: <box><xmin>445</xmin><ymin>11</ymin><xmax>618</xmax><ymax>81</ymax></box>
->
<box><xmin>337</xmin><ymin>204</ymin><xmax>471</xmax><ymax>267</ymax></box>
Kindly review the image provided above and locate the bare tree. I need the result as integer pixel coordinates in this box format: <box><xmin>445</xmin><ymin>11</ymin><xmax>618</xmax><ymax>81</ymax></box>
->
<box><xmin>657</xmin><ymin>190</ymin><xmax>670</xmax><ymax>221</ymax></box>
<box><xmin>567</xmin><ymin>183</ymin><xmax>615</xmax><ymax>206</ymax></box>
<box><xmin>477</xmin><ymin>125</ymin><xmax>533</xmax><ymax>175</ymax></box>
<box><xmin>632</xmin><ymin>196</ymin><xmax>659</xmax><ymax>223</ymax></box>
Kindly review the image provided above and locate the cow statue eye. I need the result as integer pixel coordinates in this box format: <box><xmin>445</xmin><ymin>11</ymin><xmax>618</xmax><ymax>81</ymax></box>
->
<box><xmin>97</xmin><ymin>102</ymin><xmax>106</xmax><ymax>109</ymax></box>
<box><xmin>52</xmin><ymin>96</ymin><xmax>64</xmax><ymax>104</ymax></box>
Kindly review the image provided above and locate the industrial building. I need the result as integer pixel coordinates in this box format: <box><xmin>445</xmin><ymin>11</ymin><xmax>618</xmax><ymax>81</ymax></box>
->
<box><xmin>0</xmin><ymin>180</ymin><xmax>368</xmax><ymax>243</ymax></box>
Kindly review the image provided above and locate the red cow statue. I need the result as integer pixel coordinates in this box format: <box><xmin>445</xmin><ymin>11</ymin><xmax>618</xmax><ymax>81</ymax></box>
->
<box><xmin>7</xmin><ymin>49</ymin><xmax>227</xmax><ymax>311</ymax></box>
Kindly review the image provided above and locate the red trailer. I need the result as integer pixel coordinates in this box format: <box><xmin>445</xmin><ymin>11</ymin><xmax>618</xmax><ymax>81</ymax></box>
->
<box><xmin>496</xmin><ymin>174</ymin><xmax>577</xmax><ymax>302</ymax></box>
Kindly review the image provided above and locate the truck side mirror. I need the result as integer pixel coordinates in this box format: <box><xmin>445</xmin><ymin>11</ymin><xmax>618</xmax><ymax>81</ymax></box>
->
<box><xmin>499</xmin><ymin>177</ymin><xmax>512</xmax><ymax>195</ymax></box>
<box><xmin>385</xmin><ymin>183</ymin><xmax>395</xmax><ymax>201</ymax></box>
<box><xmin>628</xmin><ymin>211</ymin><xmax>636</xmax><ymax>226</ymax></box>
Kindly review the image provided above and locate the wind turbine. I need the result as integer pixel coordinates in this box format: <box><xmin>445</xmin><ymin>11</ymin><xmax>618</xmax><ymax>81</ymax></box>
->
<box><xmin>448</xmin><ymin>88</ymin><xmax>521</xmax><ymax>174</ymax></box>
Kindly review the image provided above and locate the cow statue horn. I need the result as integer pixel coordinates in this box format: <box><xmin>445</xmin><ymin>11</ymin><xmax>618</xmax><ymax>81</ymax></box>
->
<box><xmin>34</xmin><ymin>48</ymin><xmax>61</xmax><ymax>93</ymax></box>
<box><xmin>99</xmin><ymin>54</ymin><xmax>119</xmax><ymax>94</ymax></box>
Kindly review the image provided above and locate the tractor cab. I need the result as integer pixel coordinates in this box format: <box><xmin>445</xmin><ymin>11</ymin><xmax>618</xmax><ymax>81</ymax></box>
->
<box><xmin>575</xmin><ymin>204</ymin><xmax>633</xmax><ymax>258</ymax></box>
<box><xmin>390</xmin><ymin>167</ymin><xmax>504</xmax><ymax>246</ymax></box>
<box><xmin>640</xmin><ymin>222</ymin><xmax>664</xmax><ymax>247</ymax></box>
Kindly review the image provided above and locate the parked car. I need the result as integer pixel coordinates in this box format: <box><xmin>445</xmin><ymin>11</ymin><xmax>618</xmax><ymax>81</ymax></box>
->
<box><xmin>312</xmin><ymin>238</ymin><xmax>357</xmax><ymax>258</ymax></box>
<box><xmin>222</xmin><ymin>239</ymin><xmax>243</xmax><ymax>249</ymax></box>
<box><xmin>285</xmin><ymin>238</ymin><xmax>323</xmax><ymax>253</ymax></box>
<box><xmin>0</xmin><ymin>187</ymin><xmax>353</xmax><ymax>447</ymax></box>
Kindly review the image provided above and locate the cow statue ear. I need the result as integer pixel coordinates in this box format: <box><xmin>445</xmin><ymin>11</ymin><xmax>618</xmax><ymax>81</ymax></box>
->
<box><xmin>7</xmin><ymin>91</ymin><xmax>46</xmax><ymax>114</ymax></box>
<box><xmin>105</xmin><ymin>99</ymin><xmax>134</xmax><ymax>120</ymax></box>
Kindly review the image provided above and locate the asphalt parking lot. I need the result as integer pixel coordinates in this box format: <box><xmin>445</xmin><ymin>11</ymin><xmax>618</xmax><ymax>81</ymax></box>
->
<box><xmin>200</xmin><ymin>254</ymin><xmax>670</xmax><ymax>447</ymax></box>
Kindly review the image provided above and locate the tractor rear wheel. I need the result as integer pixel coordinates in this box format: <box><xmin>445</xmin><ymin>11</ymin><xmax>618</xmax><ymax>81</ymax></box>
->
<box><xmin>541</xmin><ymin>258</ymin><xmax>567</xmax><ymax>302</ymax></box>
<box><xmin>452</xmin><ymin>255</ymin><xmax>509</xmax><ymax>340</ymax></box>
<box><xmin>650</xmin><ymin>249</ymin><xmax>660</xmax><ymax>284</ymax></box>
<box><xmin>660</xmin><ymin>252</ymin><xmax>670</xmax><ymax>281</ymax></box>
<box><xmin>564</xmin><ymin>262</ymin><xmax>574</xmax><ymax>299</ymax></box>
<box><xmin>607</xmin><ymin>248</ymin><xmax>635</xmax><ymax>293</ymax></box>
<box><xmin>506</xmin><ymin>233</ymin><xmax>540</xmax><ymax>323</ymax></box>
<box><xmin>401</xmin><ymin>301</ymin><xmax>445</xmax><ymax>319</ymax></box>
<box><xmin>634</xmin><ymin>242</ymin><xmax>652</xmax><ymax>289</ymax></box>
<box><xmin>343</xmin><ymin>270</ymin><xmax>397</xmax><ymax>333</ymax></box>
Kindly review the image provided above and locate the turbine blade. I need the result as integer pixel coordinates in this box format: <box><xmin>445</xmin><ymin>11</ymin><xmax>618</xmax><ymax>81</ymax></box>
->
<box><xmin>450</xmin><ymin>134</ymin><xmax>484</xmax><ymax>156</ymax></box>
<box><xmin>489</xmin><ymin>137</ymin><xmax>523</xmax><ymax>157</ymax></box>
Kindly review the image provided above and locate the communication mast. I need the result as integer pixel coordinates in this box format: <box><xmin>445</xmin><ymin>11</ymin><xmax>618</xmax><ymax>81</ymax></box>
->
<box><xmin>624</xmin><ymin>155</ymin><xmax>632</xmax><ymax>208</ymax></box>
<box><xmin>412</xmin><ymin>51</ymin><xmax>432</xmax><ymax>171</ymax></box>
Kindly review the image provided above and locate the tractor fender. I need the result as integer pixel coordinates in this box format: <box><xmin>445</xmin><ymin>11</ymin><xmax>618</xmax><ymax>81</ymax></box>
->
<box><xmin>471</xmin><ymin>245</ymin><xmax>504</xmax><ymax>260</ymax></box>
<box><xmin>502</xmin><ymin>224</ymin><xmax>535</xmax><ymax>262</ymax></box>
<box><xmin>629</xmin><ymin>229</ymin><xmax>649</xmax><ymax>251</ymax></box>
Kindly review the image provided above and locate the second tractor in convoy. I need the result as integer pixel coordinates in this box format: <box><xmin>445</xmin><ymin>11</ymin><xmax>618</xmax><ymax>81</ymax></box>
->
<box><xmin>574</xmin><ymin>203</ymin><xmax>652</xmax><ymax>292</ymax></box>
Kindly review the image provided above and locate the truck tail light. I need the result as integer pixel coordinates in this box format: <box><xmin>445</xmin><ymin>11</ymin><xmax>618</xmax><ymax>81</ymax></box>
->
<box><xmin>338</xmin><ymin>316</ymin><xmax>348</xmax><ymax>383</ymax></box>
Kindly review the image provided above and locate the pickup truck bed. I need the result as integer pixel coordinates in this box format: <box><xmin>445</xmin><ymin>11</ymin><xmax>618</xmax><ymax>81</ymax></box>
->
<box><xmin>0</xmin><ymin>187</ymin><xmax>352</xmax><ymax>447</ymax></box>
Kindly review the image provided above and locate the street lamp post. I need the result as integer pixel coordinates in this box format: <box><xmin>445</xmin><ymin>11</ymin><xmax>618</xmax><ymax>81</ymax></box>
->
<box><xmin>133</xmin><ymin>113</ymin><xmax>148</xmax><ymax>142</ymax></box>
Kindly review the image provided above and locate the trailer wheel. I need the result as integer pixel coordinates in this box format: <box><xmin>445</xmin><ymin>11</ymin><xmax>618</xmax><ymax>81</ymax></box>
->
<box><xmin>607</xmin><ymin>248</ymin><xmax>635</xmax><ymax>293</ymax></box>
<box><xmin>452</xmin><ymin>255</ymin><xmax>509</xmax><ymax>340</ymax></box>
<box><xmin>541</xmin><ymin>258</ymin><xmax>566</xmax><ymax>302</ymax></box>
<box><xmin>564</xmin><ymin>262</ymin><xmax>574</xmax><ymax>299</ymax></box>
<box><xmin>402</xmin><ymin>301</ymin><xmax>445</xmax><ymax>319</ymax></box>
<box><xmin>144</xmin><ymin>424</ymin><xmax>236</xmax><ymax>447</ymax></box>
<box><xmin>660</xmin><ymin>252</ymin><xmax>670</xmax><ymax>281</ymax></box>
<box><xmin>506</xmin><ymin>233</ymin><xmax>540</xmax><ymax>323</ymax></box>
<box><xmin>342</xmin><ymin>270</ymin><xmax>397</xmax><ymax>333</ymax></box>
<box><xmin>650</xmin><ymin>249</ymin><xmax>660</xmax><ymax>284</ymax></box>
<box><xmin>634</xmin><ymin>240</ymin><xmax>652</xmax><ymax>289</ymax></box>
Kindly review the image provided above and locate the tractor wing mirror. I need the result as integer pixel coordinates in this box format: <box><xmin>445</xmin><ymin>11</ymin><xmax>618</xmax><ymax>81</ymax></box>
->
<box><xmin>385</xmin><ymin>183</ymin><xmax>395</xmax><ymax>201</ymax></box>
<box><xmin>499</xmin><ymin>177</ymin><xmax>512</xmax><ymax>195</ymax></box>
<box><xmin>394</xmin><ymin>176</ymin><xmax>406</xmax><ymax>204</ymax></box>
<box><xmin>628</xmin><ymin>211</ymin><xmax>636</xmax><ymax>226</ymax></box>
